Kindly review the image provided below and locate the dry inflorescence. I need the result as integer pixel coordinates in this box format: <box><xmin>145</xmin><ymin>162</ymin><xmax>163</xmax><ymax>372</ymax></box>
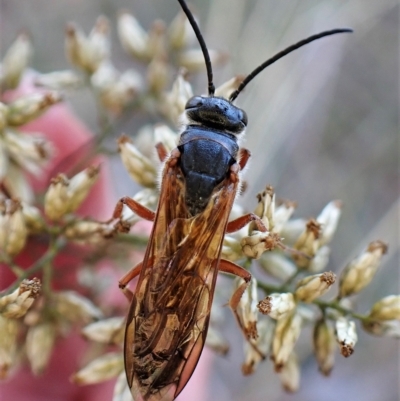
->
<box><xmin>0</xmin><ymin>6</ymin><xmax>397</xmax><ymax>401</ymax></box>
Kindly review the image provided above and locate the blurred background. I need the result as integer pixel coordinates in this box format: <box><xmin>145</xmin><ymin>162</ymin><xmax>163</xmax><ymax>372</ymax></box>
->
<box><xmin>1</xmin><ymin>0</ymin><xmax>398</xmax><ymax>400</ymax></box>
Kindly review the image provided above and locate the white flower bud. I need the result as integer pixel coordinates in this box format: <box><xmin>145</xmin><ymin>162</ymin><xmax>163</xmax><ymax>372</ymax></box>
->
<box><xmin>147</xmin><ymin>56</ymin><xmax>169</xmax><ymax>94</ymax></box>
<box><xmin>161</xmin><ymin>70</ymin><xmax>193</xmax><ymax>125</ymax></box>
<box><xmin>0</xmin><ymin>316</ymin><xmax>18</xmax><ymax>378</ymax></box>
<box><xmin>44</xmin><ymin>166</ymin><xmax>100</xmax><ymax>221</ymax></box>
<box><xmin>0</xmin><ymin>198</ymin><xmax>28</xmax><ymax>257</ymax></box>
<box><xmin>35</xmin><ymin>70</ymin><xmax>83</xmax><ymax>90</ymax></box>
<box><xmin>221</xmin><ymin>235</ymin><xmax>243</xmax><ymax>262</ymax></box>
<box><xmin>272</xmin><ymin>311</ymin><xmax>302</xmax><ymax>371</ymax></box>
<box><xmin>241</xmin><ymin>231</ymin><xmax>282</xmax><ymax>259</ymax></box>
<box><xmin>205</xmin><ymin>326</ymin><xmax>229</xmax><ymax>355</ymax></box>
<box><xmin>273</xmin><ymin>200</ymin><xmax>297</xmax><ymax>234</ymax></box>
<box><xmin>82</xmin><ymin>317</ymin><xmax>125</xmax><ymax>345</ymax></box>
<box><xmin>26</xmin><ymin>321</ymin><xmax>56</xmax><ymax>375</ymax></box>
<box><xmin>147</xmin><ymin>20</ymin><xmax>167</xmax><ymax>60</ymax></box>
<box><xmin>21</xmin><ymin>202</ymin><xmax>45</xmax><ymax>233</ymax></box>
<box><xmin>257</xmin><ymin>293</ymin><xmax>296</xmax><ymax>320</ymax></box>
<box><xmin>294</xmin><ymin>271</ymin><xmax>336</xmax><ymax>303</ymax></box>
<box><xmin>252</xmin><ymin>185</ymin><xmax>275</xmax><ymax>232</ymax></box>
<box><xmin>339</xmin><ymin>240</ymin><xmax>388</xmax><ymax>298</ymax></box>
<box><xmin>292</xmin><ymin>219</ymin><xmax>321</xmax><ymax>269</ymax></box>
<box><xmin>308</xmin><ymin>245</ymin><xmax>330</xmax><ymax>273</ymax></box>
<box><xmin>113</xmin><ymin>371</ymin><xmax>133</xmax><ymax>401</ymax></box>
<box><xmin>168</xmin><ymin>11</ymin><xmax>196</xmax><ymax>50</ymax></box>
<box><xmin>43</xmin><ymin>173</ymin><xmax>70</xmax><ymax>220</ymax></box>
<box><xmin>72</xmin><ymin>352</ymin><xmax>123</xmax><ymax>385</ymax></box>
<box><xmin>3</xmin><ymin>129</ymin><xmax>52</xmax><ymax>176</ymax></box>
<box><xmin>0</xmin><ymin>277</ymin><xmax>41</xmax><ymax>318</ymax></box>
<box><xmin>0</xmin><ymin>32</ymin><xmax>32</xmax><ymax>89</ymax></box>
<box><xmin>278</xmin><ymin>352</ymin><xmax>300</xmax><ymax>393</ymax></box>
<box><xmin>259</xmin><ymin>252</ymin><xmax>297</xmax><ymax>281</ymax></box>
<box><xmin>362</xmin><ymin>319</ymin><xmax>400</xmax><ymax>338</ymax></box>
<box><xmin>53</xmin><ymin>291</ymin><xmax>103</xmax><ymax>324</ymax></box>
<box><xmin>6</xmin><ymin>92</ymin><xmax>62</xmax><ymax>126</ymax></box>
<box><xmin>65</xmin><ymin>18</ymin><xmax>110</xmax><ymax>74</ymax></box>
<box><xmin>313</xmin><ymin>318</ymin><xmax>335</xmax><ymax>376</ymax></box>
<box><xmin>64</xmin><ymin>220</ymin><xmax>114</xmax><ymax>244</ymax></box>
<box><xmin>117</xmin><ymin>11</ymin><xmax>149</xmax><ymax>61</ymax></box>
<box><xmin>335</xmin><ymin>317</ymin><xmax>357</xmax><ymax>357</ymax></box>
<box><xmin>369</xmin><ymin>295</ymin><xmax>400</xmax><ymax>321</ymax></box>
<box><xmin>177</xmin><ymin>49</ymin><xmax>227</xmax><ymax>72</ymax></box>
<box><xmin>241</xmin><ymin>318</ymin><xmax>274</xmax><ymax>375</ymax></box>
<box><xmin>118</xmin><ymin>135</ymin><xmax>158</xmax><ymax>188</ymax></box>
<box><xmin>280</xmin><ymin>218</ymin><xmax>306</xmax><ymax>247</ymax></box>
<box><xmin>235</xmin><ymin>277</ymin><xmax>258</xmax><ymax>339</ymax></box>
<box><xmin>0</xmin><ymin>142</ymin><xmax>8</xmax><ymax>181</ymax></box>
<box><xmin>154</xmin><ymin>124</ymin><xmax>178</xmax><ymax>155</ymax></box>
<box><xmin>2</xmin><ymin>162</ymin><xmax>34</xmax><ymax>202</ymax></box>
<box><xmin>317</xmin><ymin>200</ymin><xmax>342</xmax><ymax>246</ymax></box>
<box><xmin>214</xmin><ymin>76</ymin><xmax>245</xmax><ymax>100</ymax></box>
<box><xmin>0</xmin><ymin>102</ymin><xmax>9</xmax><ymax>131</ymax></box>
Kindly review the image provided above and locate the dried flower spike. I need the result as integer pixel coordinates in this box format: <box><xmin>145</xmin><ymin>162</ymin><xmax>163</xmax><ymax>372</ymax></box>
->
<box><xmin>338</xmin><ymin>240</ymin><xmax>388</xmax><ymax>299</ymax></box>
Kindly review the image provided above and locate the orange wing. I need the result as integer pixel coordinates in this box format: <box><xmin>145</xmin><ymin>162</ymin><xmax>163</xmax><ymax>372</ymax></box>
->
<box><xmin>124</xmin><ymin>156</ymin><xmax>239</xmax><ymax>401</ymax></box>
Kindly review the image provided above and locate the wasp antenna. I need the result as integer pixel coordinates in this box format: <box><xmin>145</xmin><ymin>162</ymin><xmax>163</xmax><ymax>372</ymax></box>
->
<box><xmin>177</xmin><ymin>0</ymin><xmax>215</xmax><ymax>96</ymax></box>
<box><xmin>229</xmin><ymin>28</ymin><xmax>353</xmax><ymax>102</ymax></box>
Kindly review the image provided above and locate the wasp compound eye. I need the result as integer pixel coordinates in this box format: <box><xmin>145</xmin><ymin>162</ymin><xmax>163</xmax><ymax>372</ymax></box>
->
<box><xmin>240</xmin><ymin>110</ymin><xmax>248</xmax><ymax>126</ymax></box>
<box><xmin>185</xmin><ymin>96</ymin><xmax>204</xmax><ymax>110</ymax></box>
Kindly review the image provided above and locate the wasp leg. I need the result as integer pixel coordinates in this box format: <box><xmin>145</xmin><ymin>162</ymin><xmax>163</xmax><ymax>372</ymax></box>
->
<box><xmin>238</xmin><ymin>148</ymin><xmax>251</xmax><ymax>170</ymax></box>
<box><xmin>118</xmin><ymin>261</ymin><xmax>143</xmax><ymax>302</ymax></box>
<box><xmin>226</xmin><ymin>213</ymin><xmax>267</xmax><ymax>233</ymax></box>
<box><xmin>111</xmin><ymin>197</ymin><xmax>156</xmax><ymax>221</ymax></box>
<box><xmin>219</xmin><ymin>259</ymin><xmax>266</xmax><ymax>359</ymax></box>
<box><xmin>155</xmin><ymin>142</ymin><xmax>169</xmax><ymax>162</ymax></box>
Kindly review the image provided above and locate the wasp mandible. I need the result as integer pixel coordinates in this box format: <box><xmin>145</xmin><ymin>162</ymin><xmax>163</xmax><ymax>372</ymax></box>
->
<box><xmin>111</xmin><ymin>1</ymin><xmax>352</xmax><ymax>400</ymax></box>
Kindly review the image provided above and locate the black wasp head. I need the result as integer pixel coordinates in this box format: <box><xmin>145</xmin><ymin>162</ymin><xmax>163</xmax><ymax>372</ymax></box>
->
<box><xmin>184</xmin><ymin>95</ymin><xmax>248</xmax><ymax>135</ymax></box>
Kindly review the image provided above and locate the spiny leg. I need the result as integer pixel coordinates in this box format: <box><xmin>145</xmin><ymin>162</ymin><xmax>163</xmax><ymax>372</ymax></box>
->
<box><xmin>226</xmin><ymin>213</ymin><xmax>267</xmax><ymax>233</ymax></box>
<box><xmin>111</xmin><ymin>197</ymin><xmax>156</xmax><ymax>222</ymax></box>
<box><xmin>119</xmin><ymin>261</ymin><xmax>143</xmax><ymax>302</ymax></box>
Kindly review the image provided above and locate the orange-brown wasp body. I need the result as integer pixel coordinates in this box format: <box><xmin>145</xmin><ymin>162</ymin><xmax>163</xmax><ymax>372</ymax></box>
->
<box><xmin>112</xmin><ymin>1</ymin><xmax>352</xmax><ymax>400</ymax></box>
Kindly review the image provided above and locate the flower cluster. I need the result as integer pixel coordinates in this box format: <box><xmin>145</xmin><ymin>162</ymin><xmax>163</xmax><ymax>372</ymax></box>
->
<box><xmin>0</xmin><ymin>5</ymin><xmax>397</xmax><ymax>401</ymax></box>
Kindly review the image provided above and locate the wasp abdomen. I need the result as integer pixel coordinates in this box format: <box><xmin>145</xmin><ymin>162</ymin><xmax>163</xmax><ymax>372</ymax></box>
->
<box><xmin>178</xmin><ymin>127</ymin><xmax>239</xmax><ymax>215</ymax></box>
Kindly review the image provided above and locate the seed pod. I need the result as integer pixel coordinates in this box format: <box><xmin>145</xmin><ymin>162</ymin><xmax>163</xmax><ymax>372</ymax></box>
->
<box><xmin>257</xmin><ymin>293</ymin><xmax>296</xmax><ymax>320</ymax></box>
<box><xmin>160</xmin><ymin>70</ymin><xmax>193</xmax><ymax>125</ymax></box>
<box><xmin>35</xmin><ymin>70</ymin><xmax>83</xmax><ymax>90</ymax></box>
<box><xmin>2</xmin><ymin>162</ymin><xmax>34</xmax><ymax>203</ymax></box>
<box><xmin>335</xmin><ymin>317</ymin><xmax>357</xmax><ymax>357</ymax></box>
<box><xmin>313</xmin><ymin>318</ymin><xmax>335</xmax><ymax>376</ymax></box>
<box><xmin>118</xmin><ymin>135</ymin><xmax>158</xmax><ymax>188</ymax></box>
<box><xmin>252</xmin><ymin>185</ymin><xmax>275</xmax><ymax>232</ymax></box>
<box><xmin>147</xmin><ymin>55</ymin><xmax>169</xmax><ymax>94</ymax></box>
<box><xmin>117</xmin><ymin>11</ymin><xmax>149</xmax><ymax>61</ymax></box>
<box><xmin>82</xmin><ymin>317</ymin><xmax>125</xmax><ymax>345</ymax></box>
<box><xmin>235</xmin><ymin>277</ymin><xmax>259</xmax><ymax>339</ymax></box>
<box><xmin>64</xmin><ymin>220</ymin><xmax>114</xmax><ymax>244</ymax></box>
<box><xmin>0</xmin><ymin>198</ymin><xmax>28</xmax><ymax>257</ymax></box>
<box><xmin>259</xmin><ymin>252</ymin><xmax>297</xmax><ymax>281</ymax></box>
<box><xmin>273</xmin><ymin>200</ymin><xmax>297</xmax><ymax>234</ymax></box>
<box><xmin>168</xmin><ymin>10</ymin><xmax>195</xmax><ymax>50</ymax></box>
<box><xmin>338</xmin><ymin>240</ymin><xmax>388</xmax><ymax>299</ymax></box>
<box><xmin>241</xmin><ymin>231</ymin><xmax>282</xmax><ymax>259</ymax></box>
<box><xmin>0</xmin><ymin>32</ymin><xmax>32</xmax><ymax>89</ymax></box>
<box><xmin>21</xmin><ymin>202</ymin><xmax>45</xmax><ymax>233</ymax></box>
<box><xmin>221</xmin><ymin>235</ymin><xmax>243</xmax><ymax>262</ymax></box>
<box><xmin>6</xmin><ymin>92</ymin><xmax>62</xmax><ymax>126</ymax></box>
<box><xmin>0</xmin><ymin>102</ymin><xmax>9</xmax><ymax>131</ymax></box>
<box><xmin>278</xmin><ymin>352</ymin><xmax>300</xmax><ymax>393</ymax></box>
<box><xmin>294</xmin><ymin>271</ymin><xmax>336</xmax><ymax>303</ymax></box>
<box><xmin>308</xmin><ymin>245</ymin><xmax>330</xmax><ymax>273</ymax></box>
<box><xmin>242</xmin><ymin>318</ymin><xmax>274</xmax><ymax>375</ymax></box>
<box><xmin>0</xmin><ymin>277</ymin><xmax>41</xmax><ymax>318</ymax></box>
<box><xmin>26</xmin><ymin>321</ymin><xmax>56</xmax><ymax>375</ymax></box>
<box><xmin>292</xmin><ymin>219</ymin><xmax>321</xmax><ymax>269</ymax></box>
<box><xmin>0</xmin><ymin>316</ymin><xmax>18</xmax><ymax>378</ymax></box>
<box><xmin>316</xmin><ymin>200</ymin><xmax>342</xmax><ymax>246</ymax></box>
<box><xmin>369</xmin><ymin>295</ymin><xmax>400</xmax><ymax>321</ymax></box>
<box><xmin>362</xmin><ymin>319</ymin><xmax>400</xmax><ymax>338</ymax></box>
<box><xmin>53</xmin><ymin>291</ymin><xmax>103</xmax><ymax>324</ymax></box>
<box><xmin>72</xmin><ymin>352</ymin><xmax>123</xmax><ymax>385</ymax></box>
<box><xmin>272</xmin><ymin>311</ymin><xmax>302</xmax><ymax>371</ymax></box>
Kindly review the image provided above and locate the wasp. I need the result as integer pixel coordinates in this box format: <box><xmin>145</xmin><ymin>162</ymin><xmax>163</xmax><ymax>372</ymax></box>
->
<box><xmin>111</xmin><ymin>1</ymin><xmax>352</xmax><ymax>400</ymax></box>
